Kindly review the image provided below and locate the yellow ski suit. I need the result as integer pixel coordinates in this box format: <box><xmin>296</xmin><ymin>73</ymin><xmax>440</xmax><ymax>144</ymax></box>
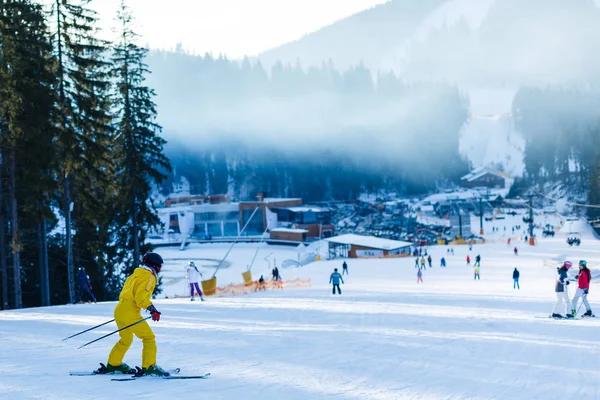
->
<box><xmin>108</xmin><ymin>267</ymin><xmax>157</xmax><ymax>368</ymax></box>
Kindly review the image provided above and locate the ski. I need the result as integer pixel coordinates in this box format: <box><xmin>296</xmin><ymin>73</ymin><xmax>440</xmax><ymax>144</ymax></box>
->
<box><xmin>71</xmin><ymin>367</ymin><xmax>180</xmax><ymax>376</ymax></box>
<box><xmin>111</xmin><ymin>372</ymin><xmax>210</xmax><ymax>381</ymax></box>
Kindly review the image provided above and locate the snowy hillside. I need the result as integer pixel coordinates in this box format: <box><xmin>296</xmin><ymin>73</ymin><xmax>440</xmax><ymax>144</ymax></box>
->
<box><xmin>459</xmin><ymin>113</ymin><xmax>525</xmax><ymax>177</ymax></box>
<box><xmin>2</xmin><ymin>237</ymin><xmax>600</xmax><ymax>399</ymax></box>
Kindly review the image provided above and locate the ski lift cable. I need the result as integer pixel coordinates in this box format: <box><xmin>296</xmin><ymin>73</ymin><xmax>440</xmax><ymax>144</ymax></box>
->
<box><xmin>211</xmin><ymin>206</ymin><xmax>260</xmax><ymax>279</ymax></box>
<box><xmin>248</xmin><ymin>226</ymin><xmax>269</xmax><ymax>272</ymax></box>
<box><xmin>533</xmin><ymin>190</ymin><xmax>600</xmax><ymax>209</ymax></box>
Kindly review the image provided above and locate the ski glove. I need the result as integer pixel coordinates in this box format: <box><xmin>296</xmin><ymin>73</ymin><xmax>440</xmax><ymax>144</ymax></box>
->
<box><xmin>148</xmin><ymin>304</ymin><xmax>161</xmax><ymax>322</ymax></box>
<box><xmin>584</xmin><ymin>289</ymin><xmax>589</xmax><ymax>295</ymax></box>
<box><xmin>565</xmin><ymin>281</ymin><xmax>570</xmax><ymax>285</ymax></box>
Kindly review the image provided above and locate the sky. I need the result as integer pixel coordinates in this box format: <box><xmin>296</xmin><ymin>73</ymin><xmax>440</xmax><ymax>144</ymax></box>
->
<box><xmin>83</xmin><ymin>0</ymin><xmax>389</xmax><ymax>58</ymax></box>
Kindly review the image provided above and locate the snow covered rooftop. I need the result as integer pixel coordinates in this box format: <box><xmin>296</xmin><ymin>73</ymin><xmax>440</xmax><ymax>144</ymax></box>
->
<box><xmin>263</xmin><ymin>198</ymin><xmax>301</xmax><ymax>203</ymax></box>
<box><xmin>285</xmin><ymin>206</ymin><xmax>330</xmax><ymax>213</ymax></box>
<box><xmin>461</xmin><ymin>166</ymin><xmax>512</xmax><ymax>182</ymax></box>
<box><xmin>324</xmin><ymin>234</ymin><xmax>412</xmax><ymax>250</ymax></box>
<box><xmin>241</xmin><ymin>198</ymin><xmax>302</xmax><ymax>204</ymax></box>
<box><xmin>271</xmin><ymin>228</ymin><xmax>309</xmax><ymax>233</ymax></box>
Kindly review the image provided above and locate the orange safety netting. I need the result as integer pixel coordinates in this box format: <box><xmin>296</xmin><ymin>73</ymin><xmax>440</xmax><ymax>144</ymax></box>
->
<box><xmin>214</xmin><ymin>278</ymin><xmax>311</xmax><ymax>297</ymax></box>
<box><xmin>175</xmin><ymin>278</ymin><xmax>310</xmax><ymax>298</ymax></box>
<box><xmin>174</xmin><ymin>278</ymin><xmax>311</xmax><ymax>298</ymax></box>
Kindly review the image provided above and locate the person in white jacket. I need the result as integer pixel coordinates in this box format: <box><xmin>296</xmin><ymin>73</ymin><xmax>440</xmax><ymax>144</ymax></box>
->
<box><xmin>186</xmin><ymin>261</ymin><xmax>204</xmax><ymax>301</ymax></box>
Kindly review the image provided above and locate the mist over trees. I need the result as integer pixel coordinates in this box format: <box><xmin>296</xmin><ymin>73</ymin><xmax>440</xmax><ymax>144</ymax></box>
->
<box><xmin>148</xmin><ymin>51</ymin><xmax>471</xmax><ymax>199</ymax></box>
<box><xmin>512</xmin><ymin>87</ymin><xmax>600</xmax><ymax>217</ymax></box>
<box><xmin>0</xmin><ymin>0</ymin><xmax>169</xmax><ymax>309</ymax></box>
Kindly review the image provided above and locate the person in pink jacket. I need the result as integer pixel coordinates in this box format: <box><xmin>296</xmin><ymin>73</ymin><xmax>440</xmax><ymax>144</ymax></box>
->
<box><xmin>572</xmin><ymin>260</ymin><xmax>593</xmax><ymax>317</ymax></box>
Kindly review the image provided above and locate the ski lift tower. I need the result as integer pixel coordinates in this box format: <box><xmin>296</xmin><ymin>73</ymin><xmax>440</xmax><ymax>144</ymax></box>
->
<box><xmin>527</xmin><ymin>194</ymin><xmax>537</xmax><ymax>246</ymax></box>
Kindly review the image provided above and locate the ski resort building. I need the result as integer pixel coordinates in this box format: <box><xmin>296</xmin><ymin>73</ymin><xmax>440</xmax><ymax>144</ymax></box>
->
<box><xmin>269</xmin><ymin>228</ymin><xmax>309</xmax><ymax>242</ymax></box>
<box><xmin>271</xmin><ymin>205</ymin><xmax>335</xmax><ymax>239</ymax></box>
<box><xmin>151</xmin><ymin>192</ymin><xmax>326</xmax><ymax>244</ymax></box>
<box><xmin>239</xmin><ymin>193</ymin><xmax>302</xmax><ymax>235</ymax></box>
<box><xmin>461</xmin><ymin>167</ymin><xmax>513</xmax><ymax>189</ymax></box>
<box><xmin>325</xmin><ymin>234</ymin><xmax>413</xmax><ymax>259</ymax></box>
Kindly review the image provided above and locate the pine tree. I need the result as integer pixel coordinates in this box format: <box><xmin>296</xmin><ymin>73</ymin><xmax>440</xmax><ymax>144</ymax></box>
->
<box><xmin>49</xmin><ymin>0</ymin><xmax>114</xmax><ymax>303</ymax></box>
<box><xmin>112</xmin><ymin>1</ymin><xmax>170</xmax><ymax>274</ymax></box>
<box><xmin>0</xmin><ymin>0</ymin><xmax>57</xmax><ymax>308</ymax></box>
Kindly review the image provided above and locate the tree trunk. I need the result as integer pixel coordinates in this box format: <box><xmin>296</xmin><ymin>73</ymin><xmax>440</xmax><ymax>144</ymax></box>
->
<box><xmin>64</xmin><ymin>176</ymin><xmax>74</xmax><ymax>303</ymax></box>
<box><xmin>10</xmin><ymin>147</ymin><xmax>21</xmax><ymax>309</ymax></box>
<box><xmin>0</xmin><ymin>152</ymin><xmax>8</xmax><ymax>310</ymax></box>
<box><xmin>39</xmin><ymin>219</ymin><xmax>50</xmax><ymax>306</ymax></box>
<box><xmin>132</xmin><ymin>202</ymin><xmax>139</xmax><ymax>269</ymax></box>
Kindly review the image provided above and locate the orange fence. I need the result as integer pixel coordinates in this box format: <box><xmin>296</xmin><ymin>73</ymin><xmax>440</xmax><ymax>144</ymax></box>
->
<box><xmin>178</xmin><ymin>278</ymin><xmax>311</xmax><ymax>299</ymax></box>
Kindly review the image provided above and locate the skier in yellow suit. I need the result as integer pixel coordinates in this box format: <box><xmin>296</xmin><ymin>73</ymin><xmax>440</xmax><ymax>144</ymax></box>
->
<box><xmin>95</xmin><ymin>252</ymin><xmax>167</xmax><ymax>376</ymax></box>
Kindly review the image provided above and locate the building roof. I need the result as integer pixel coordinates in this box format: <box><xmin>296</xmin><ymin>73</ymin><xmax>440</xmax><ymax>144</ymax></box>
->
<box><xmin>324</xmin><ymin>234</ymin><xmax>412</xmax><ymax>250</ymax></box>
<box><xmin>461</xmin><ymin>167</ymin><xmax>512</xmax><ymax>182</ymax></box>
<box><xmin>284</xmin><ymin>206</ymin><xmax>330</xmax><ymax>213</ymax></box>
<box><xmin>263</xmin><ymin>198</ymin><xmax>302</xmax><ymax>203</ymax></box>
<box><xmin>271</xmin><ymin>228</ymin><xmax>309</xmax><ymax>233</ymax></box>
<box><xmin>241</xmin><ymin>198</ymin><xmax>302</xmax><ymax>204</ymax></box>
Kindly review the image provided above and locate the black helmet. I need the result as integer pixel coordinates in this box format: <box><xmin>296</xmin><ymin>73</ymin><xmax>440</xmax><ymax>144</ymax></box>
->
<box><xmin>142</xmin><ymin>252</ymin><xmax>164</xmax><ymax>273</ymax></box>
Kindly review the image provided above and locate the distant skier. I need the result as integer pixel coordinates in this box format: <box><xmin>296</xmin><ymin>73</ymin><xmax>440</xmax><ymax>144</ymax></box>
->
<box><xmin>420</xmin><ymin>257</ymin><xmax>426</xmax><ymax>269</ymax></box>
<box><xmin>513</xmin><ymin>268</ymin><xmax>520</xmax><ymax>289</ymax></box>
<box><xmin>415</xmin><ymin>257</ymin><xmax>420</xmax><ymax>269</ymax></box>
<box><xmin>552</xmin><ymin>261</ymin><xmax>573</xmax><ymax>319</ymax></box>
<box><xmin>440</xmin><ymin>257</ymin><xmax>446</xmax><ymax>268</ymax></box>
<box><xmin>427</xmin><ymin>255</ymin><xmax>432</xmax><ymax>268</ymax></box>
<box><xmin>572</xmin><ymin>260</ymin><xmax>593</xmax><ymax>317</ymax></box>
<box><xmin>95</xmin><ymin>252</ymin><xmax>167</xmax><ymax>376</ymax></box>
<box><xmin>514</xmin><ymin>247</ymin><xmax>518</xmax><ymax>256</ymax></box>
<box><xmin>329</xmin><ymin>268</ymin><xmax>344</xmax><ymax>295</ymax></box>
<box><xmin>257</xmin><ymin>275</ymin><xmax>266</xmax><ymax>291</ymax></box>
<box><xmin>507</xmin><ymin>238</ymin><xmax>511</xmax><ymax>245</ymax></box>
<box><xmin>77</xmin><ymin>267</ymin><xmax>96</xmax><ymax>303</ymax></box>
<box><xmin>474</xmin><ymin>265</ymin><xmax>481</xmax><ymax>280</ymax></box>
<box><xmin>475</xmin><ymin>254</ymin><xmax>481</xmax><ymax>267</ymax></box>
<box><xmin>186</xmin><ymin>261</ymin><xmax>204</xmax><ymax>302</ymax></box>
<box><xmin>466</xmin><ymin>255</ymin><xmax>471</xmax><ymax>266</ymax></box>
<box><xmin>272</xmin><ymin>266</ymin><xmax>281</xmax><ymax>282</ymax></box>
<box><xmin>417</xmin><ymin>268</ymin><xmax>423</xmax><ymax>283</ymax></box>
<box><xmin>342</xmin><ymin>261</ymin><xmax>349</xmax><ymax>275</ymax></box>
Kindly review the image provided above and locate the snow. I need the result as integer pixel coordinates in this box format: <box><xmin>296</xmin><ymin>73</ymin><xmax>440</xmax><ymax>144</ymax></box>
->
<box><xmin>261</xmin><ymin>198</ymin><xmax>302</xmax><ymax>203</ymax></box>
<box><xmin>559</xmin><ymin>219</ymin><xmax>597</xmax><ymax>237</ymax></box>
<box><xmin>285</xmin><ymin>206</ymin><xmax>330</xmax><ymax>213</ymax></box>
<box><xmin>4</xmin><ymin>237</ymin><xmax>600</xmax><ymax>399</ymax></box>
<box><xmin>324</xmin><ymin>234</ymin><xmax>412</xmax><ymax>250</ymax></box>
<box><xmin>270</xmin><ymin>228</ymin><xmax>310</xmax><ymax>233</ymax></box>
<box><xmin>413</xmin><ymin>0</ymin><xmax>496</xmax><ymax>41</ymax></box>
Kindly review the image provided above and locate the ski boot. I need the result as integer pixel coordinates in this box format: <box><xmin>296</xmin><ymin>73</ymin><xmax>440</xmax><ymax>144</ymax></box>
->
<box><xmin>94</xmin><ymin>362</ymin><xmax>135</xmax><ymax>374</ymax></box>
<box><xmin>565</xmin><ymin>313</ymin><xmax>575</xmax><ymax>319</ymax></box>
<box><xmin>200</xmin><ymin>296</ymin><xmax>205</xmax><ymax>302</ymax></box>
<box><xmin>583</xmin><ymin>310</ymin><xmax>594</xmax><ymax>317</ymax></box>
<box><xmin>551</xmin><ymin>313</ymin><xmax>564</xmax><ymax>319</ymax></box>
<box><xmin>136</xmin><ymin>365</ymin><xmax>170</xmax><ymax>377</ymax></box>
<box><xmin>190</xmin><ymin>297</ymin><xmax>195</xmax><ymax>302</ymax></box>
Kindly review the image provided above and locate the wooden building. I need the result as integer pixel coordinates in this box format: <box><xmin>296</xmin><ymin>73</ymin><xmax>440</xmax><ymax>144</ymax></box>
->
<box><xmin>461</xmin><ymin>167</ymin><xmax>512</xmax><ymax>189</ymax></box>
<box><xmin>324</xmin><ymin>234</ymin><xmax>413</xmax><ymax>259</ymax></box>
<box><xmin>269</xmin><ymin>228</ymin><xmax>309</xmax><ymax>242</ymax></box>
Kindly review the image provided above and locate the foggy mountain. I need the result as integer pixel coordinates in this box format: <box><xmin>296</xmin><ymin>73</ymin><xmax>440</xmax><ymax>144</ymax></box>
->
<box><xmin>259</xmin><ymin>0</ymin><xmax>600</xmax><ymax>86</ymax></box>
<box><xmin>146</xmin><ymin>0</ymin><xmax>600</xmax><ymax>200</ymax></box>
<box><xmin>258</xmin><ymin>0</ymin><xmax>600</xmax><ymax>180</ymax></box>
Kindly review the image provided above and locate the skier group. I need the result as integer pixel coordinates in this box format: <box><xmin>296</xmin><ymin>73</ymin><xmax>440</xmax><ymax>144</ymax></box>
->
<box><xmin>552</xmin><ymin>260</ymin><xmax>594</xmax><ymax>319</ymax></box>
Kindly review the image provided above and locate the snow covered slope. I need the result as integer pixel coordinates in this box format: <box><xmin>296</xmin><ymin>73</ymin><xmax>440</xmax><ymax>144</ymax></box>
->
<box><xmin>3</xmin><ymin>238</ymin><xmax>600</xmax><ymax>399</ymax></box>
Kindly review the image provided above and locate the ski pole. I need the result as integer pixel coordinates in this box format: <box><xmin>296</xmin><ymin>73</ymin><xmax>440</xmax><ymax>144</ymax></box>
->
<box><xmin>78</xmin><ymin>316</ymin><xmax>151</xmax><ymax>349</ymax></box>
<box><xmin>577</xmin><ymin>292</ymin><xmax>588</xmax><ymax>316</ymax></box>
<box><xmin>62</xmin><ymin>319</ymin><xmax>115</xmax><ymax>341</ymax></box>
